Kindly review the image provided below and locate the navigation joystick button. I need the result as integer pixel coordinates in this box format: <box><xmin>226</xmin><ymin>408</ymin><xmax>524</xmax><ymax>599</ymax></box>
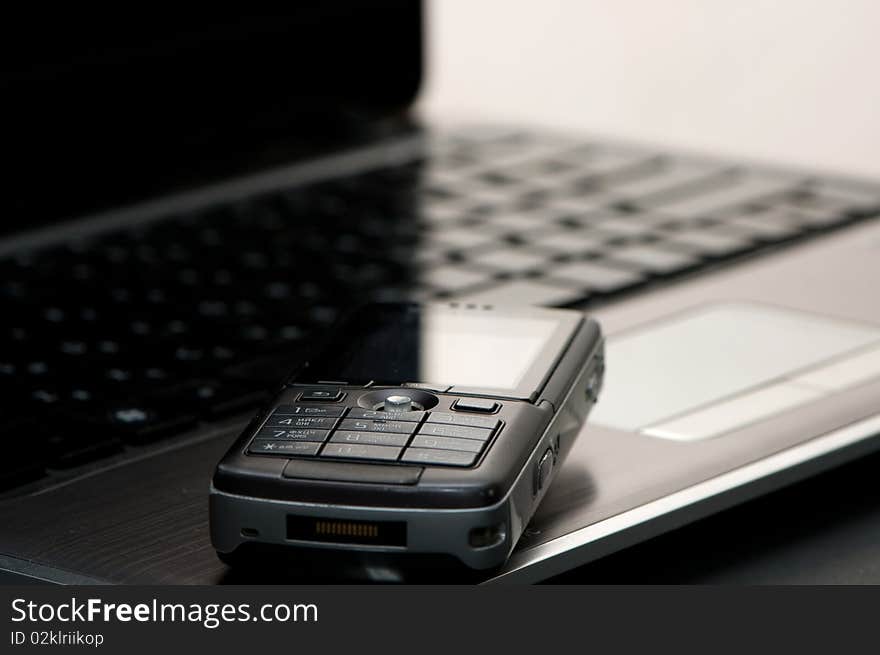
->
<box><xmin>384</xmin><ymin>395</ymin><xmax>414</xmax><ymax>412</ymax></box>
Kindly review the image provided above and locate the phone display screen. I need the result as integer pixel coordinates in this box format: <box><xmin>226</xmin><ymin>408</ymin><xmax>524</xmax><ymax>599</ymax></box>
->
<box><xmin>295</xmin><ymin>304</ymin><xmax>567</xmax><ymax>392</ymax></box>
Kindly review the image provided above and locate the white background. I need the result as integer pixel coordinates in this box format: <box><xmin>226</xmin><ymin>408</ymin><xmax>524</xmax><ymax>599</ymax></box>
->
<box><xmin>419</xmin><ymin>0</ymin><xmax>880</xmax><ymax>178</ymax></box>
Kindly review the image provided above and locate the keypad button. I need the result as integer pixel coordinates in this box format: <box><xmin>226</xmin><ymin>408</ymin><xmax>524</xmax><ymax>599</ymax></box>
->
<box><xmin>320</xmin><ymin>443</ymin><xmax>402</xmax><ymax>461</ymax></box>
<box><xmin>400</xmin><ymin>448</ymin><xmax>477</xmax><ymax>467</ymax></box>
<box><xmin>430</xmin><ymin>412</ymin><xmax>499</xmax><ymax>429</ymax></box>
<box><xmin>346</xmin><ymin>408</ymin><xmax>425</xmax><ymax>422</ymax></box>
<box><xmin>264</xmin><ymin>414</ymin><xmax>338</xmax><ymax>429</ymax></box>
<box><xmin>409</xmin><ymin>435</ymin><xmax>485</xmax><ymax>453</ymax></box>
<box><xmin>274</xmin><ymin>404</ymin><xmax>347</xmax><ymax>417</ymax></box>
<box><xmin>298</xmin><ymin>388</ymin><xmax>343</xmax><ymax>402</ymax></box>
<box><xmin>255</xmin><ymin>427</ymin><xmax>329</xmax><ymax>442</ymax></box>
<box><xmin>338</xmin><ymin>418</ymin><xmax>417</xmax><ymax>435</ymax></box>
<box><xmin>330</xmin><ymin>431</ymin><xmax>411</xmax><ymax>447</ymax></box>
<box><xmin>452</xmin><ymin>398</ymin><xmax>499</xmax><ymax>414</ymax></box>
<box><xmin>420</xmin><ymin>421</ymin><xmax>496</xmax><ymax>440</ymax></box>
<box><xmin>248</xmin><ymin>440</ymin><xmax>321</xmax><ymax>456</ymax></box>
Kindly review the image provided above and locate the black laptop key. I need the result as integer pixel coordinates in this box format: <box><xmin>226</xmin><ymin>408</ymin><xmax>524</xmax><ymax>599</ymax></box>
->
<box><xmin>601</xmin><ymin>244</ymin><xmax>703</xmax><ymax>275</ymax></box>
<box><xmin>453</xmin><ymin>278</ymin><xmax>590</xmax><ymax>307</ymax></box>
<box><xmin>659</xmin><ymin>228</ymin><xmax>755</xmax><ymax>259</ymax></box>
<box><xmin>98</xmin><ymin>402</ymin><xmax>199</xmax><ymax>445</ymax></box>
<box><xmin>546</xmin><ymin>260</ymin><xmax>646</xmax><ymax>294</ymax></box>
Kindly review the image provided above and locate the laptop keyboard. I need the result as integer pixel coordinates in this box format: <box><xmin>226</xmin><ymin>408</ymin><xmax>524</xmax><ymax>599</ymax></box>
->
<box><xmin>2</xmin><ymin>128</ymin><xmax>879</xmax><ymax>490</ymax></box>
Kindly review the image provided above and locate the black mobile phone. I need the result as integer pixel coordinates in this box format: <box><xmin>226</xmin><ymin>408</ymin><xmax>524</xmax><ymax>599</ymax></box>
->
<box><xmin>210</xmin><ymin>302</ymin><xmax>604</xmax><ymax>570</ymax></box>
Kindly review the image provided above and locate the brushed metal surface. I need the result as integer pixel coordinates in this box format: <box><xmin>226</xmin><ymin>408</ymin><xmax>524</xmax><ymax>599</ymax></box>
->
<box><xmin>516</xmin><ymin>218</ymin><xmax>880</xmax><ymax>553</ymax></box>
<box><xmin>642</xmin><ymin>382</ymin><xmax>823</xmax><ymax>441</ymax></box>
<box><xmin>793</xmin><ymin>342</ymin><xmax>880</xmax><ymax>391</ymax></box>
<box><xmin>0</xmin><ymin>434</ymin><xmax>234</xmax><ymax>584</ymax></box>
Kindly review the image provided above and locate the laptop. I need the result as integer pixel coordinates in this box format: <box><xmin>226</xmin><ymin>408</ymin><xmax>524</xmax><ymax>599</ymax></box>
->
<box><xmin>2</xmin><ymin>4</ymin><xmax>879</xmax><ymax>584</ymax></box>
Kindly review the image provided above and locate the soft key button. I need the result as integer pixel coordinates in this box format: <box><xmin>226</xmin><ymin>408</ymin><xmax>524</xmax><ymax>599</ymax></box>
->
<box><xmin>452</xmin><ymin>398</ymin><xmax>499</xmax><ymax>414</ymax></box>
<box><xmin>298</xmin><ymin>388</ymin><xmax>344</xmax><ymax>402</ymax></box>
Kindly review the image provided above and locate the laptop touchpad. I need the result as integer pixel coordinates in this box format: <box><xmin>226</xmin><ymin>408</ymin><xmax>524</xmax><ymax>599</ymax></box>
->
<box><xmin>591</xmin><ymin>303</ymin><xmax>880</xmax><ymax>440</ymax></box>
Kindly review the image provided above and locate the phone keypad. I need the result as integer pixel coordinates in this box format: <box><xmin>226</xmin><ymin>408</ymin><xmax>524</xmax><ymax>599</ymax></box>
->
<box><xmin>330</xmin><ymin>431</ymin><xmax>411</xmax><ymax>447</ymax></box>
<box><xmin>415</xmin><ymin>422</ymin><xmax>495</xmax><ymax>441</ymax></box>
<box><xmin>337</xmin><ymin>418</ymin><xmax>418</xmax><ymax>435</ymax></box>
<box><xmin>346</xmin><ymin>408</ymin><xmax>426</xmax><ymax>422</ymax></box>
<box><xmin>426</xmin><ymin>413</ymin><xmax>500</xmax><ymax>430</ymax></box>
<box><xmin>274</xmin><ymin>404</ymin><xmax>347</xmax><ymax>417</ymax></box>
<box><xmin>409</xmin><ymin>435</ymin><xmax>485</xmax><ymax>453</ymax></box>
<box><xmin>320</xmin><ymin>443</ymin><xmax>402</xmax><ymax>461</ymax></box>
<box><xmin>263</xmin><ymin>415</ymin><xmax>339</xmax><ymax>429</ymax></box>
<box><xmin>247</xmin><ymin>402</ymin><xmax>503</xmax><ymax>467</ymax></box>
<box><xmin>249</xmin><ymin>440</ymin><xmax>322</xmax><ymax>456</ymax></box>
<box><xmin>400</xmin><ymin>449</ymin><xmax>477</xmax><ymax>467</ymax></box>
<box><xmin>254</xmin><ymin>427</ymin><xmax>330</xmax><ymax>442</ymax></box>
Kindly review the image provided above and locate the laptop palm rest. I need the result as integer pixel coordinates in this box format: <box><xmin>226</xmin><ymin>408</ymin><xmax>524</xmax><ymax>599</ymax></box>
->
<box><xmin>591</xmin><ymin>303</ymin><xmax>880</xmax><ymax>440</ymax></box>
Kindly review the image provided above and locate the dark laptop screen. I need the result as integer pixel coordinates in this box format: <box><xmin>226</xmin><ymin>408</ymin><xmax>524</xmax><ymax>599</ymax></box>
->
<box><xmin>2</xmin><ymin>4</ymin><xmax>422</xmax><ymax>233</ymax></box>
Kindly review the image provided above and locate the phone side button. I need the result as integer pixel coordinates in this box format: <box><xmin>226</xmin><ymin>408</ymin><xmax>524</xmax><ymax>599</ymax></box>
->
<box><xmin>534</xmin><ymin>448</ymin><xmax>554</xmax><ymax>494</ymax></box>
<box><xmin>248</xmin><ymin>440</ymin><xmax>321</xmax><ymax>456</ymax></box>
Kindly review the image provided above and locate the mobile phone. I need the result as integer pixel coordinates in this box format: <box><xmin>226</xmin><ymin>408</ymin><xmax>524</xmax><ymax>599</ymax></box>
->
<box><xmin>210</xmin><ymin>302</ymin><xmax>604</xmax><ymax>570</ymax></box>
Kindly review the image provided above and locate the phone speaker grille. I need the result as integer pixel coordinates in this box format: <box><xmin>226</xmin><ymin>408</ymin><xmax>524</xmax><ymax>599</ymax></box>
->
<box><xmin>287</xmin><ymin>515</ymin><xmax>406</xmax><ymax>547</ymax></box>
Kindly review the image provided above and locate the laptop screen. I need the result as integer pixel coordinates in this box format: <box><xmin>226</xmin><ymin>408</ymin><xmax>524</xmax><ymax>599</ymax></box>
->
<box><xmin>2</xmin><ymin>4</ymin><xmax>422</xmax><ymax>234</ymax></box>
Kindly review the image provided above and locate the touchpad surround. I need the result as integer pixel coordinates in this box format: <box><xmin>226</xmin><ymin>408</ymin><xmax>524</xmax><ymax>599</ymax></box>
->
<box><xmin>591</xmin><ymin>303</ymin><xmax>880</xmax><ymax>440</ymax></box>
